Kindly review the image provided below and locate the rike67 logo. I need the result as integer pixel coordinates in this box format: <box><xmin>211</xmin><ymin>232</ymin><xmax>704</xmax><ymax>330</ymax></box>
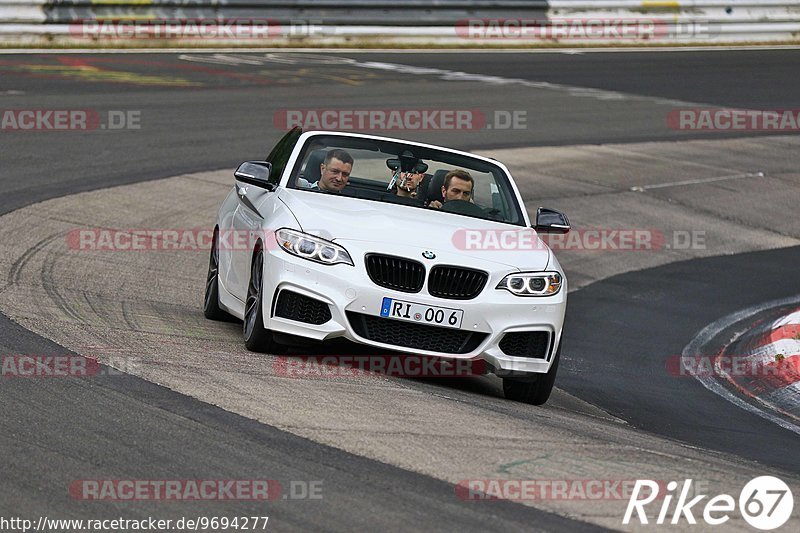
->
<box><xmin>624</xmin><ymin>477</ymin><xmax>794</xmax><ymax>530</ymax></box>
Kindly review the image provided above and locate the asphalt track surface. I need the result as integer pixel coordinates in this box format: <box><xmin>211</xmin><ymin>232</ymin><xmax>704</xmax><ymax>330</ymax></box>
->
<box><xmin>1</xmin><ymin>49</ymin><xmax>799</xmax><ymax>530</ymax></box>
<box><xmin>561</xmin><ymin>246</ymin><xmax>800</xmax><ymax>472</ymax></box>
<box><xmin>2</xmin><ymin>49</ymin><xmax>799</xmax><ymax>212</ymax></box>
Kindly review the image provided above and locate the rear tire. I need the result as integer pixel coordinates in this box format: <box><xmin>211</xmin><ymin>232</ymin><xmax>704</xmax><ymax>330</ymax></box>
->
<box><xmin>502</xmin><ymin>341</ymin><xmax>561</xmax><ymax>405</ymax></box>
<box><xmin>203</xmin><ymin>228</ymin><xmax>229</xmax><ymax>321</ymax></box>
<box><xmin>243</xmin><ymin>249</ymin><xmax>285</xmax><ymax>354</ymax></box>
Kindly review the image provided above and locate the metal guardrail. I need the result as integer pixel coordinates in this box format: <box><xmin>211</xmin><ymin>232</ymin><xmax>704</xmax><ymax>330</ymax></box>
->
<box><xmin>1</xmin><ymin>1</ymin><xmax>799</xmax><ymax>45</ymax></box>
<box><xmin>5</xmin><ymin>1</ymin><xmax>550</xmax><ymax>24</ymax></box>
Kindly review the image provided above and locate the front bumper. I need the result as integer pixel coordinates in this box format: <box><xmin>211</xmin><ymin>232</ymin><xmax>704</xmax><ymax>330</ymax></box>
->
<box><xmin>261</xmin><ymin>247</ymin><xmax>567</xmax><ymax>375</ymax></box>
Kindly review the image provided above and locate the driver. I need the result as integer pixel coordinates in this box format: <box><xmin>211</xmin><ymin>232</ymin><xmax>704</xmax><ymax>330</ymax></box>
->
<box><xmin>428</xmin><ymin>169</ymin><xmax>473</xmax><ymax>209</ymax></box>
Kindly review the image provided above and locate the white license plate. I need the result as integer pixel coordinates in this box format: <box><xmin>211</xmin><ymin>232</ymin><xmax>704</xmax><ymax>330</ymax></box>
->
<box><xmin>380</xmin><ymin>297</ymin><xmax>464</xmax><ymax>329</ymax></box>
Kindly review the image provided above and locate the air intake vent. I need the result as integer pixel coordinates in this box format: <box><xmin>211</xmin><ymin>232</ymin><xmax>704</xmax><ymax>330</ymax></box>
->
<box><xmin>499</xmin><ymin>332</ymin><xmax>551</xmax><ymax>359</ymax></box>
<box><xmin>347</xmin><ymin>312</ymin><xmax>486</xmax><ymax>354</ymax></box>
<box><xmin>274</xmin><ymin>290</ymin><xmax>331</xmax><ymax>325</ymax></box>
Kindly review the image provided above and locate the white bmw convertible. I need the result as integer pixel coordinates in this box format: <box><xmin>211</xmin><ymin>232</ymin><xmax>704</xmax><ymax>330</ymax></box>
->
<box><xmin>204</xmin><ymin>128</ymin><xmax>570</xmax><ymax>404</ymax></box>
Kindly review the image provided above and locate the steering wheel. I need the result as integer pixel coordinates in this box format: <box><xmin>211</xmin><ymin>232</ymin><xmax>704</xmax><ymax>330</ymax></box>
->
<box><xmin>440</xmin><ymin>199</ymin><xmax>487</xmax><ymax>218</ymax></box>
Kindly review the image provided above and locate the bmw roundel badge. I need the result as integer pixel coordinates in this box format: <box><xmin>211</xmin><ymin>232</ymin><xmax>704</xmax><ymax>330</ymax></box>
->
<box><xmin>422</xmin><ymin>250</ymin><xmax>436</xmax><ymax>259</ymax></box>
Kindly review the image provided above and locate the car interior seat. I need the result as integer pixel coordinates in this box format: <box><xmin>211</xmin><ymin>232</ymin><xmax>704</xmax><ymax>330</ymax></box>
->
<box><xmin>426</xmin><ymin>169</ymin><xmax>449</xmax><ymax>205</ymax></box>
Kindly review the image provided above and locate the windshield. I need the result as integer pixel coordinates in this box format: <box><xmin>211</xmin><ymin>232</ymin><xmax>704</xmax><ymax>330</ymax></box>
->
<box><xmin>287</xmin><ymin>134</ymin><xmax>525</xmax><ymax>225</ymax></box>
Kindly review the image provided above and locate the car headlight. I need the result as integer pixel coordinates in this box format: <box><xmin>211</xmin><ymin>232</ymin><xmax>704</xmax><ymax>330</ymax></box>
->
<box><xmin>497</xmin><ymin>272</ymin><xmax>562</xmax><ymax>296</ymax></box>
<box><xmin>275</xmin><ymin>228</ymin><xmax>353</xmax><ymax>266</ymax></box>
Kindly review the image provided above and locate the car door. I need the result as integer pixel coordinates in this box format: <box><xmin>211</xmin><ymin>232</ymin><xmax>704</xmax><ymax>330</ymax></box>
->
<box><xmin>227</xmin><ymin>127</ymin><xmax>302</xmax><ymax>301</ymax></box>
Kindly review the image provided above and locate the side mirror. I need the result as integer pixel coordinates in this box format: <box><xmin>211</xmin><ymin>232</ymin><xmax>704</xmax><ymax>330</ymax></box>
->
<box><xmin>234</xmin><ymin>161</ymin><xmax>274</xmax><ymax>190</ymax></box>
<box><xmin>534</xmin><ymin>207</ymin><xmax>570</xmax><ymax>234</ymax></box>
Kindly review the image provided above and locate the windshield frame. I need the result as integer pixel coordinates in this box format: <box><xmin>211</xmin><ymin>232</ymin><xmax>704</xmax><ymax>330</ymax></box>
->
<box><xmin>283</xmin><ymin>131</ymin><xmax>528</xmax><ymax>227</ymax></box>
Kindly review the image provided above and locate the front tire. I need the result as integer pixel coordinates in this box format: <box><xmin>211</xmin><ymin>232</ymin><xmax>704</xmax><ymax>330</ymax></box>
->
<box><xmin>203</xmin><ymin>228</ymin><xmax>228</xmax><ymax>321</ymax></box>
<box><xmin>502</xmin><ymin>341</ymin><xmax>561</xmax><ymax>405</ymax></box>
<box><xmin>243</xmin><ymin>249</ymin><xmax>284</xmax><ymax>353</ymax></box>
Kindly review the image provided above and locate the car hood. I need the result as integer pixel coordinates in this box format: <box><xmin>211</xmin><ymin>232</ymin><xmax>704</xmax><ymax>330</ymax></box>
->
<box><xmin>278</xmin><ymin>189</ymin><xmax>550</xmax><ymax>271</ymax></box>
